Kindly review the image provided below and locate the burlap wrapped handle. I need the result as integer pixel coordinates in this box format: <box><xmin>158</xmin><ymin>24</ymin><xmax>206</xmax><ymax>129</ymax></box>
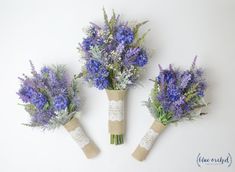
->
<box><xmin>132</xmin><ymin>120</ymin><xmax>166</xmax><ymax>161</ymax></box>
<box><xmin>106</xmin><ymin>90</ymin><xmax>126</xmax><ymax>135</ymax></box>
<box><xmin>64</xmin><ymin>117</ymin><xmax>100</xmax><ymax>159</ymax></box>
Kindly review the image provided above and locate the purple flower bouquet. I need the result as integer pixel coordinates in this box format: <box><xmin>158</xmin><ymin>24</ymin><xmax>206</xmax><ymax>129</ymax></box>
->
<box><xmin>17</xmin><ymin>61</ymin><xmax>99</xmax><ymax>159</ymax></box>
<box><xmin>132</xmin><ymin>57</ymin><xmax>208</xmax><ymax>161</ymax></box>
<box><xmin>78</xmin><ymin>9</ymin><xmax>149</xmax><ymax>145</ymax></box>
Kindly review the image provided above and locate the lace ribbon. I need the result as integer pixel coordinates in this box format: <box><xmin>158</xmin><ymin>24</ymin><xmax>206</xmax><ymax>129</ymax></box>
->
<box><xmin>139</xmin><ymin>129</ymin><xmax>159</xmax><ymax>150</ymax></box>
<box><xmin>108</xmin><ymin>100</ymin><xmax>124</xmax><ymax>121</ymax></box>
<box><xmin>69</xmin><ymin>127</ymin><xmax>90</xmax><ymax>148</ymax></box>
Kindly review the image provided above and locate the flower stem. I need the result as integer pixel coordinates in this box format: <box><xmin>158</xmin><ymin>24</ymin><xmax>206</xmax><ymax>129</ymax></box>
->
<box><xmin>110</xmin><ymin>134</ymin><xmax>124</xmax><ymax>145</ymax></box>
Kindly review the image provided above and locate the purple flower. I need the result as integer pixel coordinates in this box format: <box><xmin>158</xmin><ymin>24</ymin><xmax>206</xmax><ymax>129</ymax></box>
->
<box><xmin>116</xmin><ymin>43</ymin><xmax>125</xmax><ymax>54</ymax></box>
<box><xmin>167</xmin><ymin>85</ymin><xmax>181</xmax><ymax>101</ymax></box>
<box><xmin>82</xmin><ymin>37</ymin><xmax>94</xmax><ymax>51</ymax></box>
<box><xmin>96</xmin><ymin>37</ymin><xmax>104</xmax><ymax>45</ymax></box>
<box><xmin>78</xmin><ymin>11</ymin><xmax>149</xmax><ymax>90</ymax></box>
<box><xmin>94</xmin><ymin>76</ymin><xmax>109</xmax><ymax>90</ymax></box>
<box><xmin>18</xmin><ymin>85</ymin><xmax>47</xmax><ymax>109</ymax></box>
<box><xmin>174</xmin><ymin>96</ymin><xmax>185</xmax><ymax>106</ymax></box>
<box><xmin>18</xmin><ymin>86</ymin><xmax>37</xmax><ymax>103</ymax></box>
<box><xmin>197</xmin><ymin>82</ymin><xmax>207</xmax><ymax>97</ymax></box>
<box><xmin>17</xmin><ymin>62</ymin><xmax>81</xmax><ymax>129</ymax></box>
<box><xmin>31</xmin><ymin>93</ymin><xmax>47</xmax><ymax>110</ymax></box>
<box><xmin>115</xmin><ymin>25</ymin><xmax>134</xmax><ymax>44</ymax></box>
<box><xmin>157</xmin><ymin>70</ymin><xmax>175</xmax><ymax>85</ymax></box>
<box><xmin>154</xmin><ymin>60</ymin><xmax>207</xmax><ymax>120</ymax></box>
<box><xmin>99</xmin><ymin>66</ymin><xmax>109</xmax><ymax>77</ymax></box>
<box><xmin>180</xmin><ymin>71</ymin><xmax>191</xmax><ymax>89</ymax></box>
<box><xmin>32</xmin><ymin>110</ymin><xmax>54</xmax><ymax>125</ymax></box>
<box><xmin>134</xmin><ymin>50</ymin><xmax>148</xmax><ymax>67</ymax></box>
<box><xmin>86</xmin><ymin>59</ymin><xmax>102</xmax><ymax>74</ymax></box>
<box><xmin>41</xmin><ymin>66</ymin><xmax>51</xmax><ymax>74</ymax></box>
<box><xmin>86</xmin><ymin>59</ymin><xmax>109</xmax><ymax>80</ymax></box>
<box><xmin>53</xmin><ymin>95</ymin><xmax>68</xmax><ymax>111</ymax></box>
<box><xmin>124</xmin><ymin>48</ymin><xmax>140</xmax><ymax>66</ymax></box>
<box><xmin>89</xmin><ymin>26</ymin><xmax>98</xmax><ymax>37</ymax></box>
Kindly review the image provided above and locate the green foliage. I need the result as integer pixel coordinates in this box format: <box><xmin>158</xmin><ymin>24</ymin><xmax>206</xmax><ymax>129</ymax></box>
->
<box><xmin>53</xmin><ymin>65</ymin><xmax>66</xmax><ymax>80</ymax></box>
<box><xmin>145</xmin><ymin>83</ymin><xmax>172</xmax><ymax>125</ymax></box>
<box><xmin>135</xmin><ymin>29</ymin><xmax>150</xmax><ymax>46</ymax></box>
<box><xmin>68</xmin><ymin>77</ymin><xmax>80</xmax><ymax>114</ymax></box>
<box><xmin>132</xmin><ymin>21</ymin><xmax>149</xmax><ymax>46</ymax></box>
<box><xmin>133</xmin><ymin>21</ymin><xmax>149</xmax><ymax>38</ymax></box>
<box><xmin>103</xmin><ymin>7</ymin><xmax>110</xmax><ymax>29</ymax></box>
<box><xmin>23</xmin><ymin>104</ymin><xmax>36</xmax><ymax>115</ymax></box>
<box><xmin>89</xmin><ymin>46</ymin><xmax>103</xmax><ymax>60</ymax></box>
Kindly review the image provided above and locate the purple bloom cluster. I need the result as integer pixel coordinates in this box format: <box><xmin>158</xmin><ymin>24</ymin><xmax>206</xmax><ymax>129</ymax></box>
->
<box><xmin>155</xmin><ymin>58</ymin><xmax>207</xmax><ymax>120</ymax></box>
<box><xmin>79</xmin><ymin>9</ymin><xmax>149</xmax><ymax>90</ymax></box>
<box><xmin>115</xmin><ymin>25</ymin><xmax>134</xmax><ymax>44</ymax></box>
<box><xmin>19</xmin><ymin>85</ymin><xmax>48</xmax><ymax>109</ymax></box>
<box><xmin>53</xmin><ymin>95</ymin><xmax>68</xmax><ymax>111</ymax></box>
<box><xmin>134</xmin><ymin>50</ymin><xmax>148</xmax><ymax>67</ymax></box>
<box><xmin>17</xmin><ymin>62</ymin><xmax>80</xmax><ymax>128</ymax></box>
<box><xmin>86</xmin><ymin>59</ymin><xmax>109</xmax><ymax>89</ymax></box>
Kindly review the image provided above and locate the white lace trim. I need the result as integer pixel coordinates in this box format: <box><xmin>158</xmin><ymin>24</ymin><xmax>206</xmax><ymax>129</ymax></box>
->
<box><xmin>69</xmin><ymin>127</ymin><xmax>90</xmax><ymax>148</ymax></box>
<box><xmin>108</xmin><ymin>100</ymin><xmax>124</xmax><ymax>121</ymax></box>
<box><xmin>139</xmin><ymin>129</ymin><xmax>159</xmax><ymax>150</ymax></box>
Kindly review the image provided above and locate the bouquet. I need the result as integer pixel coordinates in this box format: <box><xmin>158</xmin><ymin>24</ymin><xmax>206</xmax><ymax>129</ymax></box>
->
<box><xmin>132</xmin><ymin>57</ymin><xmax>208</xmax><ymax>161</ymax></box>
<box><xmin>78</xmin><ymin>8</ymin><xmax>149</xmax><ymax>145</ymax></box>
<box><xmin>17</xmin><ymin>61</ymin><xmax>99</xmax><ymax>159</ymax></box>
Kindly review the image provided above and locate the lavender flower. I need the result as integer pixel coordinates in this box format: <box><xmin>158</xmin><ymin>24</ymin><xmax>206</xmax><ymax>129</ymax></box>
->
<box><xmin>17</xmin><ymin>62</ymin><xmax>81</xmax><ymax>130</ymax></box>
<box><xmin>180</xmin><ymin>71</ymin><xmax>192</xmax><ymax>89</ymax></box>
<box><xmin>32</xmin><ymin>110</ymin><xmax>54</xmax><ymax>125</ymax></box>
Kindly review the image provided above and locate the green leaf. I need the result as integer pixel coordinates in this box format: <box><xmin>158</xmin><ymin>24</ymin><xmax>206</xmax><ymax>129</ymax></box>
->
<box><xmin>103</xmin><ymin>7</ymin><xmax>110</xmax><ymax>30</ymax></box>
<box><xmin>24</xmin><ymin>104</ymin><xmax>36</xmax><ymax>115</ymax></box>
<box><xmin>43</xmin><ymin>102</ymin><xmax>50</xmax><ymax>110</ymax></box>
<box><xmin>135</xmin><ymin>29</ymin><xmax>150</xmax><ymax>46</ymax></box>
<box><xmin>109</xmin><ymin>9</ymin><xmax>117</xmax><ymax>32</ymax></box>
<box><xmin>133</xmin><ymin>21</ymin><xmax>149</xmax><ymax>38</ymax></box>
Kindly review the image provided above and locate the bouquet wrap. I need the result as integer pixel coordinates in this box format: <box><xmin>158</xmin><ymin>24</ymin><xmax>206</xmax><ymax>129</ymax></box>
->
<box><xmin>64</xmin><ymin>117</ymin><xmax>99</xmax><ymax>159</ymax></box>
<box><xmin>106</xmin><ymin>90</ymin><xmax>126</xmax><ymax>144</ymax></box>
<box><xmin>132</xmin><ymin>120</ymin><xmax>165</xmax><ymax>161</ymax></box>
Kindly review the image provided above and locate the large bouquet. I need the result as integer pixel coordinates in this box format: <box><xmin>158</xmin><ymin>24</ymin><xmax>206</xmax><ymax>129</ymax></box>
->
<box><xmin>17</xmin><ymin>61</ymin><xmax>99</xmax><ymax>158</ymax></box>
<box><xmin>78</xmin><ymin>9</ymin><xmax>149</xmax><ymax>145</ymax></box>
<box><xmin>132</xmin><ymin>57</ymin><xmax>208</xmax><ymax>161</ymax></box>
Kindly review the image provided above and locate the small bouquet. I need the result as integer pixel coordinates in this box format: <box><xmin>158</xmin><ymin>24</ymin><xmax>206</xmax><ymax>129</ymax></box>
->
<box><xmin>132</xmin><ymin>57</ymin><xmax>208</xmax><ymax>161</ymax></box>
<box><xmin>78</xmin><ymin>9</ymin><xmax>149</xmax><ymax>145</ymax></box>
<box><xmin>17</xmin><ymin>61</ymin><xmax>99</xmax><ymax>159</ymax></box>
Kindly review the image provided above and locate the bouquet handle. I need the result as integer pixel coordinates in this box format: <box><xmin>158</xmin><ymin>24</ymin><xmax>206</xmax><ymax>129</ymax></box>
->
<box><xmin>132</xmin><ymin>120</ymin><xmax>166</xmax><ymax>161</ymax></box>
<box><xmin>64</xmin><ymin>117</ymin><xmax>100</xmax><ymax>159</ymax></box>
<box><xmin>106</xmin><ymin>90</ymin><xmax>126</xmax><ymax>145</ymax></box>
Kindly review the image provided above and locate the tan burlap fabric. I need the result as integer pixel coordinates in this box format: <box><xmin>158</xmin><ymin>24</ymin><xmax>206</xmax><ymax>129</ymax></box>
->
<box><xmin>64</xmin><ymin>117</ymin><xmax>100</xmax><ymax>159</ymax></box>
<box><xmin>132</xmin><ymin>120</ymin><xmax>166</xmax><ymax>161</ymax></box>
<box><xmin>106</xmin><ymin>90</ymin><xmax>126</xmax><ymax>135</ymax></box>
